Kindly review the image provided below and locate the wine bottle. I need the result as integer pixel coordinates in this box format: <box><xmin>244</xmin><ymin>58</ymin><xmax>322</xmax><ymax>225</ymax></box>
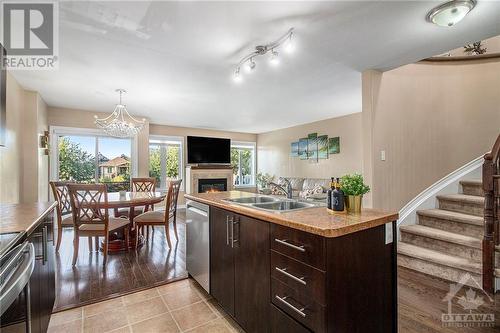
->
<box><xmin>327</xmin><ymin>177</ymin><xmax>335</xmax><ymax>210</ymax></box>
<box><xmin>332</xmin><ymin>177</ymin><xmax>345</xmax><ymax>211</ymax></box>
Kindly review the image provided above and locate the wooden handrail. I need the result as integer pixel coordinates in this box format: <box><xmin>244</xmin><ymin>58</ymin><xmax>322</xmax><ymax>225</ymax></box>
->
<box><xmin>482</xmin><ymin>133</ymin><xmax>500</xmax><ymax>293</ymax></box>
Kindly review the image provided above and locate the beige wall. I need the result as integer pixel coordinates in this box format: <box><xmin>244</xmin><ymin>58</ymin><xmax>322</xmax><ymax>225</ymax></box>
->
<box><xmin>0</xmin><ymin>74</ymin><xmax>49</xmax><ymax>204</ymax></box>
<box><xmin>21</xmin><ymin>92</ymin><xmax>49</xmax><ymax>202</ymax></box>
<box><xmin>257</xmin><ymin>113</ymin><xmax>363</xmax><ymax>181</ymax></box>
<box><xmin>364</xmin><ymin>58</ymin><xmax>500</xmax><ymax>211</ymax></box>
<box><xmin>0</xmin><ymin>73</ymin><xmax>23</xmax><ymax>203</ymax></box>
<box><xmin>37</xmin><ymin>95</ymin><xmax>49</xmax><ymax>201</ymax></box>
<box><xmin>21</xmin><ymin>91</ymin><xmax>39</xmax><ymax>203</ymax></box>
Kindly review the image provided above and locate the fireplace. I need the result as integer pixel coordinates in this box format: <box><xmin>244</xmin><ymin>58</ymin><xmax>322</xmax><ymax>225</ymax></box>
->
<box><xmin>185</xmin><ymin>166</ymin><xmax>233</xmax><ymax>194</ymax></box>
<box><xmin>198</xmin><ymin>178</ymin><xmax>228</xmax><ymax>193</ymax></box>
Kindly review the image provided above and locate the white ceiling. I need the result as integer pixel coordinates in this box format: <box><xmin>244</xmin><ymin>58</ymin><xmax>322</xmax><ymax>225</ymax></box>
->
<box><xmin>11</xmin><ymin>1</ymin><xmax>500</xmax><ymax>133</ymax></box>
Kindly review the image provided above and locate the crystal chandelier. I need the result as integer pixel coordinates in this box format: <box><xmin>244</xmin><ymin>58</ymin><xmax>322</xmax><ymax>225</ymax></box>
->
<box><xmin>94</xmin><ymin>89</ymin><xmax>145</xmax><ymax>138</ymax></box>
<box><xmin>233</xmin><ymin>28</ymin><xmax>294</xmax><ymax>83</ymax></box>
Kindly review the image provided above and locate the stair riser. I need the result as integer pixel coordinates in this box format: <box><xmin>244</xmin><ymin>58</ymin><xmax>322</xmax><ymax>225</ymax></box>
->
<box><xmin>461</xmin><ymin>184</ymin><xmax>484</xmax><ymax>197</ymax></box>
<box><xmin>438</xmin><ymin>199</ymin><xmax>483</xmax><ymax>217</ymax></box>
<box><xmin>418</xmin><ymin>215</ymin><xmax>483</xmax><ymax>239</ymax></box>
<box><xmin>397</xmin><ymin>255</ymin><xmax>482</xmax><ymax>288</ymax></box>
<box><xmin>400</xmin><ymin>232</ymin><xmax>481</xmax><ymax>262</ymax></box>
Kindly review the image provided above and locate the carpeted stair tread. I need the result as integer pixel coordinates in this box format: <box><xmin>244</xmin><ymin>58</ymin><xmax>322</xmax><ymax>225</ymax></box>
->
<box><xmin>417</xmin><ymin>209</ymin><xmax>483</xmax><ymax>226</ymax></box>
<box><xmin>398</xmin><ymin>242</ymin><xmax>481</xmax><ymax>274</ymax></box>
<box><xmin>400</xmin><ymin>224</ymin><xmax>481</xmax><ymax>248</ymax></box>
<box><xmin>459</xmin><ymin>180</ymin><xmax>482</xmax><ymax>186</ymax></box>
<box><xmin>436</xmin><ymin>194</ymin><xmax>484</xmax><ymax>205</ymax></box>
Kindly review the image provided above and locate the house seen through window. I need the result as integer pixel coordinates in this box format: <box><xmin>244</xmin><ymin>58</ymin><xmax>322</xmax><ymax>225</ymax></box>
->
<box><xmin>56</xmin><ymin>133</ymin><xmax>132</xmax><ymax>192</ymax></box>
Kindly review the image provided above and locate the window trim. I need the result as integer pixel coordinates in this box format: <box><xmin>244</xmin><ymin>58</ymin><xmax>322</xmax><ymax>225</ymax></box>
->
<box><xmin>231</xmin><ymin>141</ymin><xmax>256</xmax><ymax>188</ymax></box>
<box><xmin>49</xmin><ymin>126</ymin><xmax>138</xmax><ymax>182</ymax></box>
<box><xmin>149</xmin><ymin>135</ymin><xmax>184</xmax><ymax>191</ymax></box>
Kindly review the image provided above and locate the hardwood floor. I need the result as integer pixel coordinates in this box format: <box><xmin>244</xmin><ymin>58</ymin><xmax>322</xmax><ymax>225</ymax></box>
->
<box><xmin>53</xmin><ymin>211</ymin><xmax>188</xmax><ymax>311</ymax></box>
<box><xmin>398</xmin><ymin>267</ymin><xmax>499</xmax><ymax>332</ymax></box>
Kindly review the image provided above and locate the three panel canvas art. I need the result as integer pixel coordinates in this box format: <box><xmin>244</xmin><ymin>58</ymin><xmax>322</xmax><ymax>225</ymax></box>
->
<box><xmin>290</xmin><ymin>133</ymin><xmax>340</xmax><ymax>161</ymax></box>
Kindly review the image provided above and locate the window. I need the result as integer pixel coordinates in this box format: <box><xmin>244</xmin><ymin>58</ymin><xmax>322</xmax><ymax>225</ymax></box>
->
<box><xmin>231</xmin><ymin>142</ymin><xmax>256</xmax><ymax>187</ymax></box>
<box><xmin>149</xmin><ymin>136</ymin><xmax>183</xmax><ymax>190</ymax></box>
<box><xmin>51</xmin><ymin>127</ymin><xmax>134</xmax><ymax>192</ymax></box>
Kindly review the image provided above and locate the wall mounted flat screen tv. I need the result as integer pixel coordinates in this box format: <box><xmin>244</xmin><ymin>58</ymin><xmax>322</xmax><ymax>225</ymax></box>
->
<box><xmin>187</xmin><ymin>136</ymin><xmax>231</xmax><ymax>164</ymax></box>
<box><xmin>0</xmin><ymin>43</ymin><xmax>6</xmax><ymax>147</ymax></box>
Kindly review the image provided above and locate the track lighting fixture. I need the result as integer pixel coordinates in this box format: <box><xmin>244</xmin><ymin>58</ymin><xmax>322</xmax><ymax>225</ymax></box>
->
<box><xmin>245</xmin><ymin>58</ymin><xmax>256</xmax><ymax>73</ymax></box>
<box><xmin>232</xmin><ymin>28</ymin><xmax>294</xmax><ymax>83</ymax></box>
<box><xmin>269</xmin><ymin>49</ymin><xmax>280</xmax><ymax>66</ymax></box>
<box><xmin>233</xmin><ymin>68</ymin><xmax>242</xmax><ymax>83</ymax></box>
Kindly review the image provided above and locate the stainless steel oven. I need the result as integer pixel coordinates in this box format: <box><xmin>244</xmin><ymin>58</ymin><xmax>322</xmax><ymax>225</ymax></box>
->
<box><xmin>186</xmin><ymin>200</ymin><xmax>210</xmax><ymax>292</ymax></box>
<box><xmin>0</xmin><ymin>237</ymin><xmax>35</xmax><ymax>333</ymax></box>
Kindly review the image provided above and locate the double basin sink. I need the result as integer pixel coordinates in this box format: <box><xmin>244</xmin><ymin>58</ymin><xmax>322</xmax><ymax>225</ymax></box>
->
<box><xmin>224</xmin><ymin>195</ymin><xmax>316</xmax><ymax>213</ymax></box>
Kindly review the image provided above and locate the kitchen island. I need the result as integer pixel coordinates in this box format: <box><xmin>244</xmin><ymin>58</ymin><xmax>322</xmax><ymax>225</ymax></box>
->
<box><xmin>185</xmin><ymin>190</ymin><xmax>398</xmax><ymax>333</ymax></box>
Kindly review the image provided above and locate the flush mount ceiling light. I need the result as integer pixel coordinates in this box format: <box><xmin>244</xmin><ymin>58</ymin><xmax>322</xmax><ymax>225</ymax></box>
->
<box><xmin>233</xmin><ymin>28</ymin><xmax>294</xmax><ymax>83</ymax></box>
<box><xmin>94</xmin><ymin>89</ymin><xmax>145</xmax><ymax>138</ymax></box>
<box><xmin>427</xmin><ymin>0</ymin><xmax>476</xmax><ymax>27</ymax></box>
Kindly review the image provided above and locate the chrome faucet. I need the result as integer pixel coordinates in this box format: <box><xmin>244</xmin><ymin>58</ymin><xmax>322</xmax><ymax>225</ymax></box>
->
<box><xmin>269</xmin><ymin>178</ymin><xmax>293</xmax><ymax>199</ymax></box>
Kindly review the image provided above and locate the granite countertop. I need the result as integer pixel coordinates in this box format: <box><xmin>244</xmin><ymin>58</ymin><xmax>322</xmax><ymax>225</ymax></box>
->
<box><xmin>0</xmin><ymin>201</ymin><xmax>58</xmax><ymax>234</ymax></box>
<box><xmin>185</xmin><ymin>191</ymin><xmax>399</xmax><ymax>238</ymax></box>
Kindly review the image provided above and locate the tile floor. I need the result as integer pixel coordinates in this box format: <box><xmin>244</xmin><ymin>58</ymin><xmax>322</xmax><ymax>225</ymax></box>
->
<box><xmin>47</xmin><ymin>278</ymin><xmax>243</xmax><ymax>333</ymax></box>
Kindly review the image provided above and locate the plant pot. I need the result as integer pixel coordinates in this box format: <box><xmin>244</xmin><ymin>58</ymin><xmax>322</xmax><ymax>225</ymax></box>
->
<box><xmin>346</xmin><ymin>195</ymin><xmax>362</xmax><ymax>214</ymax></box>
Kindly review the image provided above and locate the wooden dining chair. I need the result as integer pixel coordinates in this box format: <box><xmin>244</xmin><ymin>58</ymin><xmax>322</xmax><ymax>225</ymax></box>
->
<box><xmin>114</xmin><ymin>177</ymin><xmax>157</xmax><ymax>218</ymax></box>
<box><xmin>68</xmin><ymin>184</ymin><xmax>130</xmax><ymax>266</ymax></box>
<box><xmin>134</xmin><ymin>179</ymin><xmax>182</xmax><ymax>249</ymax></box>
<box><xmin>50</xmin><ymin>181</ymin><xmax>76</xmax><ymax>252</ymax></box>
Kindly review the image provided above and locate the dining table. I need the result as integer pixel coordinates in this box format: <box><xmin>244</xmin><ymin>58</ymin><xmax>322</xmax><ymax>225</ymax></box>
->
<box><xmin>105</xmin><ymin>191</ymin><xmax>166</xmax><ymax>252</ymax></box>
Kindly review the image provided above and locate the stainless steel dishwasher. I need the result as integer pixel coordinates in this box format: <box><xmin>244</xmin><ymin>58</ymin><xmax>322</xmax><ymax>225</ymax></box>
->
<box><xmin>186</xmin><ymin>200</ymin><xmax>210</xmax><ymax>293</ymax></box>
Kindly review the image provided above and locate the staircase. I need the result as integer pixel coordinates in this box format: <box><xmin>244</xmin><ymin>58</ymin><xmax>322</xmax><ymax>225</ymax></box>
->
<box><xmin>398</xmin><ymin>180</ymin><xmax>500</xmax><ymax>288</ymax></box>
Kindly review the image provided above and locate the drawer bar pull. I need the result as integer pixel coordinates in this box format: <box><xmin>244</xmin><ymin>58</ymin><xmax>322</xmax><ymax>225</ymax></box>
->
<box><xmin>274</xmin><ymin>238</ymin><xmax>305</xmax><ymax>252</ymax></box>
<box><xmin>275</xmin><ymin>267</ymin><xmax>307</xmax><ymax>285</ymax></box>
<box><xmin>275</xmin><ymin>295</ymin><xmax>307</xmax><ymax>318</ymax></box>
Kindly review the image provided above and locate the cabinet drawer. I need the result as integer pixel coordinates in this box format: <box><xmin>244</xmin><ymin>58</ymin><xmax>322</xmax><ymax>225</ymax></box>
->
<box><xmin>271</xmin><ymin>304</ymin><xmax>311</xmax><ymax>333</ymax></box>
<box><xmin>271</xmin><ymin>251</ymin><xmax>326</xmax><ymax>306</ymax></box>
<box><xmin>272</xmin><ymin>278</ymin><xmax>326</xmax><ymax>333</ymax></box>
<box><xmin>271</xmin><ymin>224</ymin><xmax>326</xmax><ymax>270</ymax></box>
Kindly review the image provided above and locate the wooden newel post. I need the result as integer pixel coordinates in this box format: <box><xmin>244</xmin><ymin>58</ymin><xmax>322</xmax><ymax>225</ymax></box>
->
<box><xmin>482</xmin><ymin>156</ymin><xmax>495</xmax><ymax>293</ymax></box>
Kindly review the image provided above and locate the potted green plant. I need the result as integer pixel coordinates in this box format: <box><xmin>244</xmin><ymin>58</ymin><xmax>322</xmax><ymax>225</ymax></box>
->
<box><xmin>341</xmin><ymin>173</ymin><xmax>370</xmax><ymax>213</ymax></box>
<box><xmin>256</xmin><ymin>172</ymin><xmax>274</xmax><ymax>195</ymax></box>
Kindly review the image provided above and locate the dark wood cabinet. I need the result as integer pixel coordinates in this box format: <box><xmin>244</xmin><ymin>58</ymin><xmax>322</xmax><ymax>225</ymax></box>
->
<box><xmin>270</xmin><ymin>304</ymin><xmax>311</xmax><ymax>333</ymax></box>
<box><xmin>234</xmin><ymin>214</ymin><xmax>270</xmax><ymax>333</ymax></box>
<box><xmin>210</xmin><ymin>206</ymin><xmax>235</xmax><ymax>316</ymax></box>
<box><xmin>208</xmin><ymin>205</ymin><xmax>396</xmax><ymax>333</ymax></box>
<box><xmin>210</xmin><ymin>207</ymin><xmax>270</xmax><ymax>333</ymax></box>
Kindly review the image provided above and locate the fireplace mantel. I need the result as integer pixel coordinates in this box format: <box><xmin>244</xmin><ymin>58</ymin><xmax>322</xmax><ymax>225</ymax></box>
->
<box><xmin>185</xmin><ymin>166</ymin><xmax>234</xmax><ymax>194</ymax></box>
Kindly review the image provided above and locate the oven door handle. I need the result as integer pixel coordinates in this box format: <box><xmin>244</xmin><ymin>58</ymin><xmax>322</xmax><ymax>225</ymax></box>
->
<box><xmin>0</xmin><ymin>243</ymin><xmax>35</xmax><ymax>316</ymax></box>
